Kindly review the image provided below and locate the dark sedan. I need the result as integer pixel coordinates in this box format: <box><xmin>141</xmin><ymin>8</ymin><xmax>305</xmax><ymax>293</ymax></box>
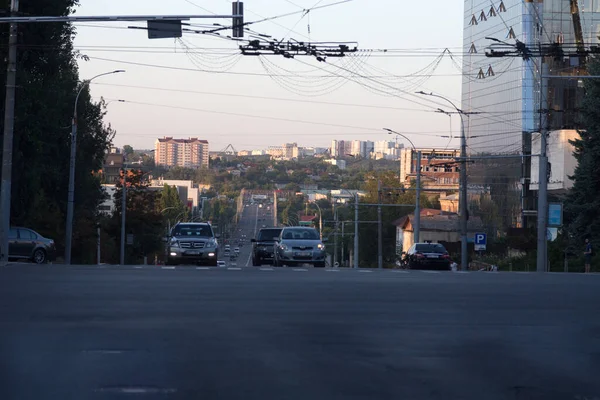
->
<box><xmin>8</xmin><ymin>227</ymin><xmax>56</xmax><ymax>264</ymax></box>
<box><xmin>403</xmin><ymin>243</ymin><xmax>451</xmax><ymax>270</ymax></box>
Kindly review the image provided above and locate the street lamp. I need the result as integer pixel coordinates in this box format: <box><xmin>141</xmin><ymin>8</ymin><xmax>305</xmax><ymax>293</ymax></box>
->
<box><xmin>384</xmin><ymin>128</ymin><xmax>422</xmax><ymax>244</ymax></box>
<box><xmin>416</xmin><ymin>91</ymin><xmax>468</xmax><ymax>271</ymax></box>
<box><xmin>65</xmin><ymin>69</ymin><xmax>125</xmax><ymax>265</ymax></box>
<box><xmin>307</xmin><ymin>201</ymin><xmax>323</xmax><ymax>240</ymax></box>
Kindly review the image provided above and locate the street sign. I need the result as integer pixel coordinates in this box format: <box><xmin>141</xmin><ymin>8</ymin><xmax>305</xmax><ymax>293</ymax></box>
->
<box><xmin>474</xmin><ymin>233</ymin><xmax>487</xmax><ymax>251</ymax></box>
<box><xmin>147</xmin><ymin>20</ymin><xmax>182</xmax><ymax>39</ymax></box>
<box><xmin>548</xmin><ymin>203</ymin><xmax>563</xmax><ymax>227</ymax></box>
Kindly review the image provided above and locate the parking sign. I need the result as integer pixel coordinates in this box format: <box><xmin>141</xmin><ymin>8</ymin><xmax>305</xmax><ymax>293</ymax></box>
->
<box><xmin>475</xmin><ymin>233</ymin><xmax>487</xmax><ymax>251</ymax></box>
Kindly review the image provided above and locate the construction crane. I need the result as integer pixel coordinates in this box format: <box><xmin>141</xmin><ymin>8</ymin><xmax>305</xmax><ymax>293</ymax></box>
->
<box><xmin>570</xmin><ymin>0</ymin><xmax>586</xmax><ymax>65</ymax></box>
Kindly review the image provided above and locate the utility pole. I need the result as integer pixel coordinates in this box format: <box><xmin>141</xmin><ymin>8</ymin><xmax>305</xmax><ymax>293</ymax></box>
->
<box><xmin>414</xmin><ymin>151</ymin><xmax>422</xmax><ymax>243</ymax></box>
<box><xmin>459</xmin><ymin>114</ymin><xmax>468</xmax><ymax>271</ymax></box>
<box><xmin>377</xmin><ymin>180</ymin><xmax>383</xmax><ymax>269</ymax></box>
<box><xmin>341</xmin><ymin>222</ymin><xmax>345</xmax><ymax>267</ymax></box>
<box><xmin>354</xmin><ymin>193</ymin><xmax>359</xmax><ymax>269</ymax></box>
<box><xmin>333</xmin><ymin>201</ymin><xmax>338</xmax><ymax>267</ymax></box>
<box><xmin>537</xmin><ymin>63</ymin><xmax>549</xmax><ymax>273</ymax></box>
<box><xmin>0</xmin><ymin>0</ymin><xmax>19</xmax><ymax>267</ymax></box>
<box><xmin>120</xmin><ymin>169</ymin><xmax>127</xmax><ymax>265</ymax></box>
<box><xmin>97</xmin><ymin>225</ymin><xmax>101</xmax><ymax>265</ymax></box>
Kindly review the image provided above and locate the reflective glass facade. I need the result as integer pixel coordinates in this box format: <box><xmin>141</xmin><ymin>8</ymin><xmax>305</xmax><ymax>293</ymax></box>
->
<box><xmin>462</xmin><ymin>0</ymin><xmax>600</xmax><ymax>154</ymax></box>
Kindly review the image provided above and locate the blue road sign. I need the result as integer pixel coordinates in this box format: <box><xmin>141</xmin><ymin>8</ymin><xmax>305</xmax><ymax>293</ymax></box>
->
<box><xmin>475</xmin><ymin>233</ymin><xmax>487</xmax><ymax>251</ymax></box>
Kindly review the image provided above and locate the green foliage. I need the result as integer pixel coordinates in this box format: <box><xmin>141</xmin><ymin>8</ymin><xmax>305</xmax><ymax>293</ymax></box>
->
<box><xmin>103</xmin><ymin>170</ymin><xmax>164</xmax><ymax>264</ymax></box>
<box><xmin>565</xmin><ymin>56</ymin><xmax>600</xmax><ymax>259</ymax></box>
<box><xmin>156</xmin><ymin>185</ymin><xmax>188</xmax><ymax>231</ymax></box>
<box><xmin>123</xmin><ymin>145</ymin><xmax>134</xmax><ymax>157</ymax></box>
<box><xmin>0</xmin><ymin>0</ymin><xmax>114</xmax><ymax>262</ymax></box>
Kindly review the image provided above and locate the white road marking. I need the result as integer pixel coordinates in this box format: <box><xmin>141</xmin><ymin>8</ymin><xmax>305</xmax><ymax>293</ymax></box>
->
<box><xmin>95</xmin><ymin>387</ymin><xmax>177</xmax><ymax>394</ymax></box>
<box><xmin>421</xmin><ymin>270</ymin><xmax>441</xmax><ymax>274</ymax></box>
<box><xmin>196</xmin><ymin>267</ymin><xmax>211</xmax><ymax>270</ymax></box>
<box><xmin>359</xmin><ymin>270</ymin><xmax>373</xmax><ymax>273</ymax></box>
<box><xmin>134</xmin><ymin>266</ymin><xmax>143</xmax><ymax>269</ymax></box>
<box><xmin>392</xmin><ymin>270</ymin><xmax>410</xmax><ymax>274</ymax></box>
<box><xmin>325</xmin><ymin>269</ymin><xmax>340</xmax><ymax>272</ymax></box>
<box><xmin>228</xmin><ymin>267</ymin><xmax>242</xmax><ymax>271</ymax></box>
<box><xmin>260</xmin><ymin>267</ymin><xmax>274</xmax><ymax>271</ymax></box>
<box><xmin>161</xmin><ymin>266</ymin><xmax>176</xmax><ymax>270</ymax></box>
<box><xmin>293</xmin><ymin>268</ymin><xmax>308</xmax><ymax>272</ymax></box>
<box><xmin>453</xmin><ymin>271</ymin><xmax>469</xmax><ymax>274</ymax></box>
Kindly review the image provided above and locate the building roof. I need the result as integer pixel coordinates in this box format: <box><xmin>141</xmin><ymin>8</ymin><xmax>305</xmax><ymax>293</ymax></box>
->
<box><xmin>156</xmin><ymin>137</ymin><xmax>209</xmax><ymax>144</ymax></box>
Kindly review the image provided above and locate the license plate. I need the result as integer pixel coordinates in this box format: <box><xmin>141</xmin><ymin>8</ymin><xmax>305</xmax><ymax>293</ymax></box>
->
<box><xmin>295</xmin><ymin>252</ymin><xmax>311</xmax><ymax>257</ymax></box>
<box><xmin>186</xmin><ymin>250</ymin><xmax>200</xmax><ymax>256</ymax></box>
<box><xmin>427</xmin><ymin>255</ymin><xmax>439</xmax><ymax>259</ymax></box>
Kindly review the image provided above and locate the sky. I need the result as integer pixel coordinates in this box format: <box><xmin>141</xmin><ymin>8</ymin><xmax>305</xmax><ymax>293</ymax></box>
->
<box><xmin>73</xmin><ymin>0</ymin><xmax>465</xmax><ymax>152</ymax></box>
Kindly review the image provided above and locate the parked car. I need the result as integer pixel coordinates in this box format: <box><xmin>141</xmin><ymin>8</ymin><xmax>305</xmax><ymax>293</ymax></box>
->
<box><xmin>251</xmin><ymin>227</ymin><xmax>283</xmax><ymax>266</ymax></box>
<box><xmin>217</xmin><ymin>260</ymin><xmax>226</xmax><ymax>267</ymax></box>
<box><xmin>402</xmin><ymin>243</ymin><xmax>451</xmax><ymax>270</ymax></box>
<box><xmin>8</xmin><ymin>227</ymin><xmax>56</xmax><ymax>264</ymax></box>
<box><xmin>165</xmin><ymin>223</ymin><xmax>219</xmax><ymax>266</ymax></box>
<box><xmin>273</xmin><ymin>227</ymin><xmax>326</xmax><ymax>268</ymax></box>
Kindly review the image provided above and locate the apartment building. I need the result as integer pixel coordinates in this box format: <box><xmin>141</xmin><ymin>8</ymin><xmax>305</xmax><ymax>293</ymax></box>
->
<box><xmin>399</xmin><ymin>148</ymin><xmax>461</xmax><ymax>190</ymax></box>
<box><xmin>154</xmin><ymin>137</ymin><xmax>209</xmax><ymax>168</ymax></box>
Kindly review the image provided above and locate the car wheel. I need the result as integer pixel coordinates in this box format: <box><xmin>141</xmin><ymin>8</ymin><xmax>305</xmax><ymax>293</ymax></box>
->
<box><xmin>208</xmin><ymin>259</ymin><xmax>218</xmax><ymax>267</ymax></box>
<box><xmin>166</xmin><ymin>259</ymin><xmax>178</xmax><ymax>266</ymax></box>
<box><xmin>33</xmin><ymin>248</ymin><xmax>47</xmax><ymax>264</ymax></box>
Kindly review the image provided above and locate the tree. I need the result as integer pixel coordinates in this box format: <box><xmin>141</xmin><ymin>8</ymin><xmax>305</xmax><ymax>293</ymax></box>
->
<box><xmin>565</xmin><ymin>56</ymin><xmax>600</xmax><ymax>260</ymax></box>
<box><xmin>0</xmin><ymin>0</ymin><xmax>114</xmax><ymax>262</ymax></box>
<box><xmin>156</xmin><ymin>185</ymin><xmax>188</xmax><ymax>232</ymax></box>
<box><xmin>104</xmin><ymin>169</ymin><xmax>164</xmax><ymax>264</ymax></box>
<box><xmin>123</xmin><ymin>145</ymin><xmax>134</xmax><ymax>157</ymax></box>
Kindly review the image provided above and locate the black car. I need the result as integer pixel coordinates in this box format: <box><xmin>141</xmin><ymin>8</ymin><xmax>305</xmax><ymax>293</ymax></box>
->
<box><xmin>251</xmin><ymin>227</ymin><xmax>282</xmax><ymax>266</ymax></box>
<box><xmin>403</xmin><ymin>243</ymin><xmax>451</xmax><ymax>270</ymax></box>
<box><xmin>8</xmin><ymin>227</ymin><xmax>56</xmax><ymax>264</ymax></box>
<box><xmin>166</xmin><ymin>223</ymin><xmax>219</xmax><ymax>266</ymax></box>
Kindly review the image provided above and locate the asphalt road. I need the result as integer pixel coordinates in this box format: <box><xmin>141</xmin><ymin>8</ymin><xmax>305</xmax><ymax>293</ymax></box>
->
<box><xmin>1</xmin><ymin>265</ymin><xmax>599</xmax><ymax>400</ymax></box>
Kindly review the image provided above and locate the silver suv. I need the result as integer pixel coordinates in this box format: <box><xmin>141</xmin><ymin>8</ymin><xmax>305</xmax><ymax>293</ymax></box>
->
<box><xmin>166</xmin><ymin>223</ymin><xmax>219</xmax><ymax>266</ymax></box>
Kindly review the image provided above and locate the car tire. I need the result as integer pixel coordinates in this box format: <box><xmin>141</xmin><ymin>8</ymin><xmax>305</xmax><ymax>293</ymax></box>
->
<box><xmin>166</xmin><ymin>259</ymin><xmax>178</xmax><ymax>266</ymax></box>
<box><xmin>32</xmin><ymin>248</ymin><xmax>47</xmax><ymax>264</ymax></box>
<box><xmin>207</xmin><ymin>259</ymin><xmax>218</xmax><ymax>267</ymax></box>
<box><xmin>314</xmin><ymin>262</ymin><xmax>326</xmax><ymax>268</ymax></box>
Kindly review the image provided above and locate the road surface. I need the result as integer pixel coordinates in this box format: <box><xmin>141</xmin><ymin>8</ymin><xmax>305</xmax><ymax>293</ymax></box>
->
<box><xmin>1</xmin><ymin>265</ymin><xmax>599</xmax><ymax>399</ymax></box>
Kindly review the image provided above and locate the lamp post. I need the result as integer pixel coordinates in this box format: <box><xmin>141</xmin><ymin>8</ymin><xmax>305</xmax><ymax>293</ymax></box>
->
<box><xmin>384</xmin><ymin>128</ymin><xmax>422</xmax><ymax>244</ymax></box>
<box><xmin>416</xmin><ymin>91</ymin><xmax>468</xmax><ymax>271</ymax></box>
<box><xmin>307</xmin><ymin>201</ymin><xmax>323</xmax><ymax>240</ymax></box>
<box><xmin>64</xmin><ymin>69</ymin><xmax>125</xmax><ymax>265</ymax></box>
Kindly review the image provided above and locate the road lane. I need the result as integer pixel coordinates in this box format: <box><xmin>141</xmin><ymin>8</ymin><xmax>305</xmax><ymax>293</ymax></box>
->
<box><xmin>1</xmin><ymin>267</ymin><xmax>599</xmax><ymax>400</ymax></box>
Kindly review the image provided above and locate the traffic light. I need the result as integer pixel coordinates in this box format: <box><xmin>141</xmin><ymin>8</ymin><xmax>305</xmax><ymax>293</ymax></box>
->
<box><xmin>232</xmin><ymin>2</ymin><xmax>244</xmax><ymax>38</ymax></box>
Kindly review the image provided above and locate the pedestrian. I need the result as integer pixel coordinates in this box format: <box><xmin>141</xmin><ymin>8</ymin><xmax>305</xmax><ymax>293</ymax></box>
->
<box><xmin>584</xmin><ymin>238</ymin><xmax>592</xmax><ymax>273</ymax></box>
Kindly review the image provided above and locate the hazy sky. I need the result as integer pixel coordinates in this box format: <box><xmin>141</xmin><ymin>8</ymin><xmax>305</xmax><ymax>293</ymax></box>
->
<box><xmin>74</xmin><ymin>0</ymin><xmax>464</xmax><ymax>152</ymax></box>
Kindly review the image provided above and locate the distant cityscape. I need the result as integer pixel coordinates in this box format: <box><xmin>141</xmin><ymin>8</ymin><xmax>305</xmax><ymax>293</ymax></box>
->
<box><xmin>152</xmin><ymin>137</ymin><xmax>412</xmax><ymax>169</ymax></box>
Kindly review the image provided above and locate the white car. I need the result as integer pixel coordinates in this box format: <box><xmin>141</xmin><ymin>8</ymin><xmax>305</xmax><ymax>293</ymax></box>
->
<box><xmin>217</xmin><ymin>260</ymin><xmax>226</xmax><ymax>267</ymax></box>
<box><xmin>234</xmin><ymin>247</ymin><xmax>240</xmax><ymax>254</ymax></box>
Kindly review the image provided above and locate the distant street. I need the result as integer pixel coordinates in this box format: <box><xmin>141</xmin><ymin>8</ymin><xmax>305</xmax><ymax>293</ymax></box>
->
<box><xmin>1</xmin><ymin>265</ymin><xmax>599</xmax><ymax>400</ymax></box>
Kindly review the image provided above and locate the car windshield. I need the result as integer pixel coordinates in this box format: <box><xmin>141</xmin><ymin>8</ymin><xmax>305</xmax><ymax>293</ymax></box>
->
<box><xmin>281</xmin><ymin>228</ymin><xmax>319</xmax><ymax>240</ymax></box>
<box><xmin>258</xmin><ymin>229</ymin><xmax>282</xmax><ymax>241</ymax></box>
<box><xmin>172</xmin><ymin>224</ymin><xmax>212</xmax><ymax>237</ymax></box>
<box><xmin>415</xmin><ymin>244</ymin><xmax>446</xmax><ymax>253</ymax></box>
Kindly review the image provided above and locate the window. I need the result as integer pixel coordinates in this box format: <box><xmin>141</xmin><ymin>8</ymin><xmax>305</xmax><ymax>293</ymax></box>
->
<box><xmin>19</xmin><ymin>229</ymin><xmax>37</xmax><ymax>240</ymax></box>
<box><xmin>8</xmin><ymin>228</ymin><xmax>17</xmax><ymax>239</ymax></box>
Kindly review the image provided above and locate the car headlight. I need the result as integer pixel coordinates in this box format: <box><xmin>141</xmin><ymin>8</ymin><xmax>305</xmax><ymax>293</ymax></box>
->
<box><xmin>280</xmin><ymin>244</ymin><xmax>289</xmax><ymax>251</ymax></box>
<box><xmin>317</xmin><ymin>243</ymin><xmax>325</xmax><ymax>250</ymax></box>
<box><xmin>170</xmin><ymin>239</ymin><xmax>180</xmax><ymax>248</ymax></box>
